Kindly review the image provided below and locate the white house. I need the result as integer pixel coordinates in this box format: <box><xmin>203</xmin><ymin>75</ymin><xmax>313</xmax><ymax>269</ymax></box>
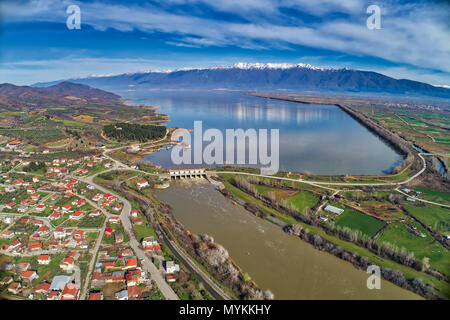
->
<box><xmin>136</xmin><ymin>180</ymin><xmax>149</xmax><ymax>189</ymax></box>
<box><xmin>164</xmin><ymin>261</ymin><xmax>180</xmax><ymax>274</ymax></box>
<box><xmin>109</xmin><ymin>217</ymin><xmax>120</xmax><ymax>224</ymax></box>
<box><xmin>115</xmin><ymin>289</ymin><xmax>128</xmax><ymax>300</ymax></box>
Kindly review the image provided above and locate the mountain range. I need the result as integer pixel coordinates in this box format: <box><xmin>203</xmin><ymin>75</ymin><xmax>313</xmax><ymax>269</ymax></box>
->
<box><xmin>33</xmin><ymin>63</ymin><xmax>450</xmax><ymax>98</ymax></box>
<box><xmin>0</xmin><ymin>81</ymin><xmax>121</xmax><ymax>109</ymax></box>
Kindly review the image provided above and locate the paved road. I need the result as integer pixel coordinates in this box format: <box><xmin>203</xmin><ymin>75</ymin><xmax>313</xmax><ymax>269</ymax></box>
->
<box><xmin>80</xmin><ymin>169</ymin><xmax>179</xmax><ymax>300</ymax></box>
<box><xmin>78</xmin><ymin>196</ymin><xmax>110</xmax><ymax>300</ymax></box>
<box><xmin>128</xmin><ymin>190</ymin><xmax>232</xmax><ymax>300</ymax></box>
<box><xmin>213</xmin><ymin>153</ymin><xmax>428</xmax><ymax>187</ymax></box>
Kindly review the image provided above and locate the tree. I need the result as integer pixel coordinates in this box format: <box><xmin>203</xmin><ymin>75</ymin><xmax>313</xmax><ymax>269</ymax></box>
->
<box><xmin>421</xmin><ymin>257</ymin><xmax>430</xmax><ymax>272</ymax></box>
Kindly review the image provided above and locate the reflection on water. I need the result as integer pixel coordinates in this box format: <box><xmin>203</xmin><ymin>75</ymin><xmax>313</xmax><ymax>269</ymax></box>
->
<box><xmin>154</xmin><ymin>182</ymin><xmax>421</xmax><ymax>300</ymax></box>
<box><xmin>233</xmin><ymin>101</ymin><xmax>335</xmax><ymax>124</ymax></box>
<box><xmin>122</xmin><ymin>90</ymin><xmax>403</xmax><ymax>175</ymax></box>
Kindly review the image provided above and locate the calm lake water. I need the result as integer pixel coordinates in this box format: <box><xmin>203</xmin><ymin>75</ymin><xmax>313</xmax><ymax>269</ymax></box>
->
<box><xmin>154</xmin><ymin>182</ymin><xmax>421</xmax><ymax>300</ymax></box>
<box><xmin>123</xmin><ymin>90</ymin><xmax>403</xmax><ymax>175</ymax></box>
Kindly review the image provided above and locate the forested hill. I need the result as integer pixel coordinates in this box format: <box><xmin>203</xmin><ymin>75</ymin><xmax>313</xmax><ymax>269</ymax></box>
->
<box><xmin>103</xmin><ymin>123</ymin><xmax>166</xmax><ymax>142</ymax></box>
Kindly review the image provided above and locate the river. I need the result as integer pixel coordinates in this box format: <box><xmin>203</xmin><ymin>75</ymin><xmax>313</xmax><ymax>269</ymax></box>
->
<box><xmin>122</xmin><ymin>90</ymin><xmax>404</xmax><ymax>175</ymax></box>
<box><xmin>154</xmin><ymin>181</ymin><xmax>421</xmax><ymax>300</ymax></box>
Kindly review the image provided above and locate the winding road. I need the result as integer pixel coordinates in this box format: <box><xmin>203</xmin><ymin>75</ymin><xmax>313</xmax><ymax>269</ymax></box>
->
<box><xmin>213</xmin><ymin>153</ymin><xmax>428</xmax><ymax>187</ymax></box>
<box><xmin>79</xmin><ymin>166</ymin><xmax>179</xmax><ymax>300</ymax></box>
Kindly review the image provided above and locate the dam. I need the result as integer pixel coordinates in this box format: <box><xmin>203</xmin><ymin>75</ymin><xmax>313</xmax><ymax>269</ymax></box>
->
<box><xmin>169</xmin><ymin>168</ymin><xmax>207</xmax><ymax>179</ymax></box>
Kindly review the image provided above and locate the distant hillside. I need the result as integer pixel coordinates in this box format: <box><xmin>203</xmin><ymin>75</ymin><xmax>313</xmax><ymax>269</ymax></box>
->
<box><xmin>0</xmin><ymin>81</ymin><xmax>121</xmax><ymax>109</ymax></box>
<box><xmin>33</xmin><ymin>63</ymin><xmax>450</xmax><ymax>98</ymax></box>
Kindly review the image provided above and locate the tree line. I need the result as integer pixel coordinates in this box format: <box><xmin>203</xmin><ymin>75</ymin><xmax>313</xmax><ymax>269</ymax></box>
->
<box><xmin>103</xmin><ymin>123</ymin><xmax>166</xmax><ymax>142</ymax></box>
<box><xmin>230</xmin><ymin>176</ymin><xmax>448</xmax><ymax>295</ymax></box>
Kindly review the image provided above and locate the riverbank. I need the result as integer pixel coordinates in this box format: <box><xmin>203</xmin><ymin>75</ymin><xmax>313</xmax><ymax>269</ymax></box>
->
<box><xmin>216</xmin><ymin>173</ymin><xmax>448</xmax><ymax>299</ymax></box>
<box><xmin>155</xmin><ymin>181</ymin><xmax>424</xmax><ymax>300</ymax></box>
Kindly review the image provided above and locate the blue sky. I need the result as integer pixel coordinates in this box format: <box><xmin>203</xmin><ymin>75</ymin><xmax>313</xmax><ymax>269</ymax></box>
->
<box><xmin>0</xmin><ymin>0</ymin><xmax>449</xmax><ymax>86</ymax></box>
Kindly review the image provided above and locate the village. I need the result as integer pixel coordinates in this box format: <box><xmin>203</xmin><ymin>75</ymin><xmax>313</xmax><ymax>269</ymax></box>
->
<box><xmin>0</xmin><ymin>140</ymin><xmax>181</xmax><ymax>300</ymax></box>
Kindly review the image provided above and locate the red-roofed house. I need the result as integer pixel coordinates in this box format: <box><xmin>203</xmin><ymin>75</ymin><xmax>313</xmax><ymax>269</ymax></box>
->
<box><xmin>31</xmin><ymin>194</ymin><xmax>40</xmax><ymax>201</ymax></box>
<box><xmin>77</xmin><ymin>199</ymin><xmax>86</xmax><ymax>207</ymax></box>
<box><xmin>47</xmin><ymin>290</ymin><xmax>61</xmax><ymax>300</ymax></box>
<box><xmin>124</xmin><ymin>257</ymin><xmax>138</xmax><ymax>270</ymax></box>
<box><xmin>54</xmin><ymin>227</ymin><xmax>67</xmax><ymax>239</ymax></box>
<box><xmin>8</xmin><ymin>282</ymin><xmax>22</xmax><ymax>295</ymax></box>
<box><xmin>88</xmin><ymin>292</ymin><xmax>103</xmax><ymax>300</ymax></box>
<box><xmin>20</xmin><ymin>270</ymin><xmax>38</xmax><ymax>282</ymax></box>
<box><xmin>49</xmin><ymin>211</ymin><xmax>62</xmax><ymax>221</ymax></box>
<box><xmin>38</xmin><ymin>226</ymin><xmax>50</xmax><ymax>237</ymax></box>
<box><xmin>35</xmin><ymin>282</ymin><xmax>50</xmax><ymax>294</ymax></box>
<box><xmin>20</xmin><ymin>217</ymin><xmax>30</xmax><ymax>224</ymax></box>
<box><xmin>32</xmin><ymin>219</ymin><xmax>44</xmax><ymax>227</ymax></box>
<box><xmin>28</xmin><ymin>241</ymin><xmax>42</xmax><ymax>251</ymax></box>
<box><xmin>6</xmin><ymin>140</ymin><xmax>21</xmax><ymax>149</ymax></box>
<box><xmin>0</xmin><ymin>230</ymin><xmax>14</xmax><ymax>239</ymax></box>
<box><xmin>130</xmin><ymin>209</ymin><xmax>138</xmax><ymax>218</ymax></box>
<box><xmin>35</xmin><ymin>204</ymin><xmax>46</xmax><ymax>212</ymax></box>
<box><xmin>60</xmin><ymin>257</ymin><xmax>75</xmax><ymax>271</ymax></box>
<box><xmin>5</xmin><ymin>202</ymin><xmax>16</xmax><ymax>209</ymax></box>
<box><xmin>69</xmin><ymin>210</ymin><xmax>85</xmax><ymax>220</ymax></box>
<box><xmin>103</xmin><ymin>193</ymin><xmax>115</xmax><ymax>201</ymax></box>
<box><xmin>73</xmin><ymin>230</ymin><xmax>86</xmax><ymax>240</ymax></box>
<box><xmin>89</xmin><ymin>209</ymin><xmax>101</xmax><ymax>217</ymax></box>
<box><xmin>127</xmin><ymin>285</ymin><xmax>142</xmax><ymax>300</ymax></box>
<box><xmin>61</xmin><ymin>283</ymin><xmax>79</xmax><ymax>300</ymax></box>
<box><xmin>92</xmin><ymin>194</ymin><xmax>103</xmax><ymax>201</ymax></box>
<box><xmin>37</xmin><ymin>254</ymin><xmax>51</xmax><ymax>265</ymax></box>
<box><xmin>109</xmin><ymin>217</ymin><xmax>120</xmax><ymax>224</ymax></box>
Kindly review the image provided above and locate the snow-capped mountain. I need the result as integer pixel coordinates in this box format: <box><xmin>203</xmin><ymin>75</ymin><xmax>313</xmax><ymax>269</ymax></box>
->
<box><xmin>33</xmin><ymin>63</ymin><xmax>450</xmax><ymax>98</ymax></box>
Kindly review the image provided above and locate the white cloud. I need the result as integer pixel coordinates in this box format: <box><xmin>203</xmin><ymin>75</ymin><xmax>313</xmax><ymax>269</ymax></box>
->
<box><xmin>1</xmin><ymin>0</ymin><xmax>449</xmax><ymax>84</ymax></box>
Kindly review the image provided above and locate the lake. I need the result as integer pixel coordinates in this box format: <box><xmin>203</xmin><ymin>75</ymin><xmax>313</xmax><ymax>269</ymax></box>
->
<box><xmin>123</xmin><ymin>90</ymin><xmax>403</xmax><ymax>175</ymax></box>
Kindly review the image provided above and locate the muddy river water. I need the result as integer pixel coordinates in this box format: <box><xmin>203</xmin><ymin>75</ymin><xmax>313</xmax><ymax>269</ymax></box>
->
<box><xmin>154</xmin><ymin>182</ymin><xmax>421</xmax><ymax>300</ymax></box>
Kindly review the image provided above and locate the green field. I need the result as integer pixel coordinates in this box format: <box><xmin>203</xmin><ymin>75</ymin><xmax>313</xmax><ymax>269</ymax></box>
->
<box><xmin>404</xmin><ymin>204</ymin><xmax>450</xmax><ymax>235</ymax></box>
<box><xmin>376</xmin><ymin>222</ymin><xmax>449</xmax><ymax>275</ymax></box>
<box><xmin>415</xmin><ymin>188</ymin><xmax>450</xmax><ymax>205</ymax></box>
<box><xmin>219</xmin><ymin>173</ymin><xmax>449</xmax><ymax>298</ymax></box>
<box><xmin>334</xmin><ymin>206</ymin><xmax>385</xmax><ymax>238</ymax></box>
<box><xmin>133</xmin><ymin>223</ymin><xmax>157</xmax><ymax>243</ymax></box>
<box><xmin>415</xmin><ymin>188</ymin><xmax>450</xmax><ymax>199</ymax></box>
<box><xmin>78</xmin><ymin>215</ymin><xmax>105</xmax><ymax>228</ymax></box>
<box><xmin>253</xmin><ymin>184</ymin><xmax>275</xmax><ymax>195</ymax></box>
<box><xmin>0</xmin><ymin>128</ymin><xmax>65</xmax><ymax>144</ymax></box>
<box><xmin>285</xmin><ymin>191</ymin><xmax>319</xmax><ymax>213</ymax></box>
